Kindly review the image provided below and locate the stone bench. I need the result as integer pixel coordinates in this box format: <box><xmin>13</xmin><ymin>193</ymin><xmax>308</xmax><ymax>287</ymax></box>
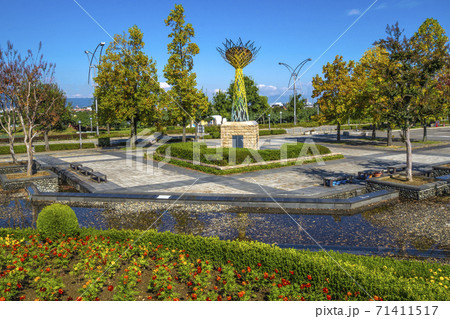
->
<box><xmin>323</xmin><ymin>175</ymin><xmax>353</xmax><ymax>187</ymax></box>
<box><xmin>386</xmin><ymin>165</ymin><xmax>407</xmax><ymax>174</ymax></box>
<box><xmin>79</xmin><ymin>166</ymin><xmax>93</xmax><ymax>176</ymax></box>
<box><xmin>70</xmin><ymin>162</ymin><xmax>83</xmax><ymax>171</ymax></box>
<box><xmin>91</xmin><ymin>172</ymin><xmax>107</xmax><ymax>183</ymax></box>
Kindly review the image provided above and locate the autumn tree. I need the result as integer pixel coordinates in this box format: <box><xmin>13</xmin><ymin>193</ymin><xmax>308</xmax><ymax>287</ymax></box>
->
<box><xmin>353</xmin><ymin>46</ymin><xmax>392</xmax><ymax>143</ymax></box>
<box><xmin>163</xmin><ymin>4</ymin><xmax>208</xmax><ymax>142</ymax></box>
<box><xmin>8</xmin><ymin>42</ymin><xmax>57</xmax><ymax>175</ymax></box>
<box><xmin>312</xmin><ymin>55</ymin><xmax>355</xmax><ymax>141</ymax></box>
<box><xmin>95</xmin><ymin>25</ymin><xmax>161</xmax><ymax>147</ymax></box>
<box><xmin>37</xmin><ymin>83</ymin><xmax>67</xmax><ymax>151</ymax></box>
<box><xmin>0</xmin><ymin>42</ymin><xmax>20</xmax><ymax>163</ymax></box>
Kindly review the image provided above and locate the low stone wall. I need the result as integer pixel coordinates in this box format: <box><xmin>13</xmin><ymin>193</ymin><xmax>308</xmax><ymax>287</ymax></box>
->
<box><xmin>0</xmin><ymin>170</ymin><xmax>58</xmax><ymax>192</ymax></box>
<box><xmin>0</xmin><ymin>163</ymin><xmax>26</xmax><ymax>174</ymax></box>
<box><xmin>366</xmin><ymin>177</ymin><xmax>448</xmax><ymax>200</ymax></box>
<box><xmin>432</xmin><ymin>164</ymin><xmax>450</xmax><ymax>177</ymax></box>
<box><xmin>221</xmin><ymin>121</ymin><xmax>259</xmax><ymax>150</ymax></box>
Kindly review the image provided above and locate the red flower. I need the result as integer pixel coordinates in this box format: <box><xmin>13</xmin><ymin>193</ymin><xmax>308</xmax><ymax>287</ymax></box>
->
<box><xmin>323</xmin><ymin>288</ymin><xmax>329</xmax><ymax>294</ymax></box>
<box><xmin>187</xmin><ymin>281</ymin><xmax>193</xmax><ymax>286</ymax></box>
<box><xmin>306</xmin><ymin>283</ymin><xmax>311</xmax><ymax>288</ymax></box>
<box><xmin>19</xmin><ymin>295</ymin><xmax>26</xmax><ymax>301</ymax></box>
<box><xmin>17</xmin><ymin>284</ymin><xmax>22</xmax><ymax>289</ymax></box>
<box><xmin>257</xmin><ymin>263</ymin><xmax>262</xmax><ymax>267</ymax></box>
<box><xmin>40</xmin><ymin>287</ymin><xmax>46</xmax><ymax>292</ymax></box>
<box><xmin>247</xmin><ymin>266</ymin><xmax>251</xmax><ymax>273</ymax></box>
<box><xmin>45</xmin><ymin>268</ymin><xmax>50</xmax><ymax>272</ymax></box>
<box><xmin>238</xmin><ymin>291</ymin><xmax>245</xmax><ymax>298</ymax></box>
<box><xmin>227</xmin><ymin>296</ymin><xmax>232</xmax><ymax>301</ymax></box>
<box><xmin>147</xmin><ymin>296</ymin><xmax>152</xmax><ymax>300</ymax></box>
<box><xmin>76</xmin><ymin>297</ymin><xmax>82</xmax><ymax>301</ymax></box>
<box><xmin>301</xmin><ymin>297</ymin><xmax>305</xmax><ymax>301</ymax></box>
<box><xmin>222</xmin><ymin>280</ymin><xmax>227</xmax><ymax>285</ymax></box>
<box><xmin>217</xmin><ymin>267</ymin><xmax>222</xmax><ymax>272</ymax></box>
<box><xmin>167</xmin><ymin>284</ymin><xmax>172</xmax><ymax>290</ymax></box>
<box><xmin>289</xmin><ymin>270</ymin><xmax>294</xmax><ymax>275</ymax></box>
<box><xmin>307</xmin><ymin>275</ymin><xmax>312</xmax><ymax>280</ymax></box>
<box><xmin>58</xmin><ymin>289</ymin><xmax>64</xmax><ymax>295</ymax></box>
<box><xmin>277</xmin><ymin>283</ymin><xmax>282</xmax><ymax>288</ymax></box>
<box><xmin>264</xmin><ymin>272</ymin><xmax>269</xmax><ymax>279</ymax></box>
<box><xmin>95</xmin><ymin>297</ymin><xmax>100</xmax><ymax>301</ymax></box>
<box><xmin>326</xmin><ymin>295</ymin><xmax>331</xmax><ymax>300</ymax></box>
<box><xmin>217</xmin><ymin>295</ymin><xmax>222</xmax><ymax>301</ymax></box>
<box><xmin>173</xmin><ymin>298</ymin><xmax>179</xmax><ymax>301</ymax></box>
<box><xmin>191</xmin><ymin>293</ymin><xmax>197</xmax><ymax>300</ymax></box>
<box><xmin>33</xmin><ymin>255</ymin><xmax>37</xmax><ymax>259</ymax></box>
<box><xmin>108</xmin><ymin>285</ymin><xmax>114</xmax><ymax>292</ymax></box>
<box><xmin>67</xmin><ymin>296</ymin><xmax>73</xmax><ymax>301</ymax></box>
<box><xmin>206</xmin><ymin>297</ymin><xmax>211</xmax><ymax>301</ymax></box>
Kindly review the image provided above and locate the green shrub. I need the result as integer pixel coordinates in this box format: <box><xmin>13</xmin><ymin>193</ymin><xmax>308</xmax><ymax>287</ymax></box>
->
<box><xmin>98</xmin><ymin>137</ymin><xmax>111</xmax><ymax>147</ymax></box>
<box><xmin>209</xmin><ymin>131</ymin><xmax>220</xmax><ymax>139</ymax></box>
<box><xmin>0</xmin><ymin>143</ymin><xmax>95</xmax><ymax>154</ymax></box>
<box><xmin>36</xmin><ymin>204</ymin><xmax>79</xmax><ymax>239</ymax></box>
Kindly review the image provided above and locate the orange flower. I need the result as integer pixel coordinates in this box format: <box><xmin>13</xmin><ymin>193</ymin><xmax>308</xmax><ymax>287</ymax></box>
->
<box><xmin>238</xmin><ymin>291</ymin><xmax>245</xmax><ymax>298</ymax></box>
<box><xmin>167</xmin><ymin>284</ymin><xmax>172</xmax><ymax>290</ymax></box>
<box><xmin>191</xmin><ymin>293</ymin><xmax>197</xmax><ymax>300</ymax></box>
<box><xmin>227</xmin><ymin>296</ymin><xmax>232</xmax><ymax>301</ymax></box>
<box><xmin>347</xmin><ymin>292</ymin><xmax>352</xmax><ymax>296</ymax></box>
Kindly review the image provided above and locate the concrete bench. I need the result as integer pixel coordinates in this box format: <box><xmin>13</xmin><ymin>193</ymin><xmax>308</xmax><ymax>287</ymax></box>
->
<box><xmin>79</xmin><ymin>166</ymin><xmax>93</xmax><ymax>176</ymax></box>
<box><xmin>323</xmin><ymin>175</ymin><xmax>353</xmax><ymax>187</ymax></box>
<box><xmin>386</xmin><ymin>165</ymin><xmax>407</xmax><ymax>174</ymax></box>
<box><xmin>91</xmin><ymin>172</ymin><xmax>107</xmax><ymax>183</ymax></box>
<box><xmin>70</xmin><ymin>162</ymin><xmax>83</xmax><ymax>170</ymax></box>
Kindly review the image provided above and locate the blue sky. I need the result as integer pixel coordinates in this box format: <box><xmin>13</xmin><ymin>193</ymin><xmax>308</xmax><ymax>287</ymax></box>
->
<box><xmin>1</xmin><ymin>0</ymin><xmax>449</xmax><ymax>104</ymax></box>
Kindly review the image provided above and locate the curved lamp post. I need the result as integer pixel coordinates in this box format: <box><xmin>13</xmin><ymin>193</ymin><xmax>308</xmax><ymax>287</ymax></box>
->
<box><xmin>85</xmin><ymin>42</ymin><xmax>105</xmax><ymax>136</ymax></box>
<box><xmin>278</xmin><ymin>58</ymin><xmax>311</xmax><ymax>125</ymax></box>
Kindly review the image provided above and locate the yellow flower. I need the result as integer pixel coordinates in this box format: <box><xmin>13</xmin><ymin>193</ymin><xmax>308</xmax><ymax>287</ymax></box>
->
<box><xmin>440</xmin><ymin>277</ymin><xmax>444</xmax><ymax>281</ymax></box>
<box><xmin>429</xmin><ymin>269</ymin><xmax>433</xmax><ymax>272</ymax></box>
<box><xmin>430</xmin><ymin>280</ymin><xmax>435</xmax><ymax>283</ymax></box>
<box><xmin>439</xmin><ymin>283</ymin><xmax>443</xmax><ymax>286</ymax></box>
<box><xmin>111</xmin><ymin>261</ymin><xmax>115</xmax><ymax>265</ymax></box>
<box><xmin>434</xmin><ymin>272</ymin><xmax>438</xmax><ymax>275</ymax></box>
<box><xmin>438</xmin><ymin>268</ymin><xmax>442</xmax><ymax>272</ymax></box>
<box><xmin>383</xmin><ymin>266</ymin><xmax>387</xmax><ymax>269</ymax></box>
<box><xmin>445</xmin><ymin>285</ymin><xmax>448</xmax><ymax>289</ymax></box>
<box><xmin>431</xmin><ymin>276</ymin><xmax>434</xmax><ymax>279</ymax></box>
<box><xmin>34</xmin><ymin>276</ymin><xmax>40</xmax><ymax>282</ymax></box>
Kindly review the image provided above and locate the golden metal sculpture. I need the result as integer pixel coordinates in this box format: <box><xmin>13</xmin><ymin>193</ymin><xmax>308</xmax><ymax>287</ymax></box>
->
<box><xmin>217</xmin><ymin>38</ymin><xmax>260</xmax><ymax>122</ymax></box>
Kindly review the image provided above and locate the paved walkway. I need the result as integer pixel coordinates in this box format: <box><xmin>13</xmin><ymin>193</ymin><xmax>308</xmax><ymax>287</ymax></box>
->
<box><xmin>22</xmin><ymin>135</ymin><xmax>449</xmax><ymax>196</ymax></box>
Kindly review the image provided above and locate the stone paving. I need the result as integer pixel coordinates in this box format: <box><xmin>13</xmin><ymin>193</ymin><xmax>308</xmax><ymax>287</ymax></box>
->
<box><xmin>18</xmin><ymin>134</ymin><xmax>448</xmax><ymax>197</ymax></box>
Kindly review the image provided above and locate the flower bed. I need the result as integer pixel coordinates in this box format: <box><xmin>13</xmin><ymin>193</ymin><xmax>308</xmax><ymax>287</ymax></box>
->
<box><xmin>0</xmin><ymin>228</ymin><xmax>448</xmax><ymax>301</ymax></box>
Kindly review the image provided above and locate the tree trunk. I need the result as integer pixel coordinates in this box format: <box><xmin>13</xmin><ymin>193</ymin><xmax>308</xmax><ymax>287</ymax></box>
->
<box><xmin>387</xmin><ymin>123</ymin><xmax>392</xmax><ymax>147</ymax></box>
<box><xmin>195</xmin><ymin>124</ymin><xmax>198</xmax><ymax>142</ymax></box>
<box><xmin>130</xmin><ymin>117</ymin><xmax>136</xmax><ymax>148</ymax></box>
<box><xmin>371</xmin><ymin>124</ymin><xmax>376</xmax><ymax>140</ymax></box>
<box><xmin>182</xmin><ymin>118</ymin><xmax>186</xmax><ymax>143</ymax></box>
<box><xmin>7</xmin><ymin>133</ymin><xmax>17</xmax><ymax>164</ymax></box>
<box><xmin>44</xmin><ymin>130</ymin><xmax>50</xmax><ymax>152</ymax></box>
<box><xmin>422</xmin><ymin>122</ymin><xmax>427</xmax><ymax>142</ymax></box>
<box><xmin>404</xmin><ymin>128</ymin><xmax>413</xmax><ymax>181</ymax></box>
<box><xmin>107</xmin><ymin>123</ymin><xmax>110</xmax><ymax>135</ymax></box>
<box><xmin>336</xmin><ymin>123</ymin><xmax>341</xmax><ymax>141</ymax></box>
<box><xmin>24</xmin><ymin>132</ymin><xmax>34</xmax><ymax>176</ymax></box>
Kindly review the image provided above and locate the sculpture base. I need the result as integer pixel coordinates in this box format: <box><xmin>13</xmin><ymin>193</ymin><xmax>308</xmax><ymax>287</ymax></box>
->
<box><xmin>221</xmin><ymin>121</ymin><xmax>259</xmax><ymax>150</ymax></box>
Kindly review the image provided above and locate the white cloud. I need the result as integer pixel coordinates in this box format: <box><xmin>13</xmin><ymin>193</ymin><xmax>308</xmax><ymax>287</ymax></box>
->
<box><xmin>159</xmin><ymin>82</ymin><xmax>170</xmax><ymax>90</ymax></box>
<box><xmin>347</xmin><ymin>9</ymin><xmax>361</xmax><ymax>16</ymax></box>
<box><xmin>214</xmin><ymin>88</ymin><xmax>222</xmax><ymax>94</ymax></box>
<box><xmin>68</xmin><ymin>94</ymin><xmax>90</xmax><ymax>98</ymax></box>
<box><xmin>257</xmin><ymin>84</ymin><xmax>287</xmax><ymax>96</ymax></box>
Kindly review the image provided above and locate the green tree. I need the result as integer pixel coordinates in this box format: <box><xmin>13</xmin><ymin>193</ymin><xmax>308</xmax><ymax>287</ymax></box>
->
<box><xmin>163</xmin><ymin>4</ymin><xmax>208</xmax><ymax>142</ymax></box>
<box><xmin>209</xmin><ymin>90</ymin><xmax>232</xmax><ymax>120</ymax></box>
<box><xmin>312</xmin><ymin>55</ymin><xmax>355</xmax><ymax>141</ymax></box>
<box><xmin>410</xmin><ymin>18</ymin><xmax>450</xmax><ymax>141</ymax></box>
<box><xmin>375</xmin><ymin>20</ymin><xmax>449</xmax><ymax>180</ymax></box>
<box><xmin>95</xmin><ymin>25</ymin><xmax>161</xmax><ymax>147</ymax></box>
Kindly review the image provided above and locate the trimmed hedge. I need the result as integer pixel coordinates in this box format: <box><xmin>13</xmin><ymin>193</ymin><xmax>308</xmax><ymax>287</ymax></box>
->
<box><xmin>1</xmin><ymin>227</ymin><xmax>448</xmax><ymax>300</ymax></box>
<box><xmin>0</xmin><ymin>133</ymin><xmax>92</xmax><ymax>144</ymax></box>
<box><xmin>0</xmin><ymin>143</ymin><xmax>96</xmax><ymax>154</ymax></box>
<box><xmin>36</xmin><ymin>204</ymin><xmax>79</xmax><ymax>240</ymax></box>
<box><xmin>98</xmin><ymin>137</ymin><xmax>111</xmax><ymax>147</ymax></box>
<box><xmin>259</xmin><ymin>129</ymin><xmax>287</xmax><ymax>136</ymax></box>
<box><xmin>154</xmin><ymin>142</ymin><xmax>332</xmax><ymax>167</ymax></box>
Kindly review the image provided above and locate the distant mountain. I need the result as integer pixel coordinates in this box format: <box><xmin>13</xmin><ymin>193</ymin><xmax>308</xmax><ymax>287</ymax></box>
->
<box><xmin>66</xmin><ymin>98</ymin><xmax>93</xmax><ymax>108</ymax></box>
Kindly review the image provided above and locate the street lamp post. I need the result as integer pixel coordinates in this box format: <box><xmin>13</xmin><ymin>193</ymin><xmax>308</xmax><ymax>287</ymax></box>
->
<box><xmin>268</xmin><ymin>114</ymin><xmax>271</xmax><ymax>130</ymax></box>
<box><xmin>278</xmin><ymin>58</ymin><xmax>311</xmax><ymax>126</ymax></box>
<box><xmin>78</xmin><ymin>121</ymin><xmax>82</xmax><ymax>149</ymax></box>
<box><xmin>280</xmin><ymin>111</ymin><xmax>282</xmax><ymax>124</ymax></box>
<box><xmin>90</xmin><ymin>117</ymin><xmax>93</xmax><ymax>133</ymax></box>
<box><xmin>85</xmin><ymin>42</ymin><xmax>106</xmax><ymax>136</ymax></box>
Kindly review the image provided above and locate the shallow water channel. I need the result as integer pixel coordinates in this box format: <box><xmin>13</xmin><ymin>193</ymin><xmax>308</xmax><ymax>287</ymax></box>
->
<box><xmin>1</xmin><ymin>192</ymin><xmax>449</xmax><ymax>260</ymax></box>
